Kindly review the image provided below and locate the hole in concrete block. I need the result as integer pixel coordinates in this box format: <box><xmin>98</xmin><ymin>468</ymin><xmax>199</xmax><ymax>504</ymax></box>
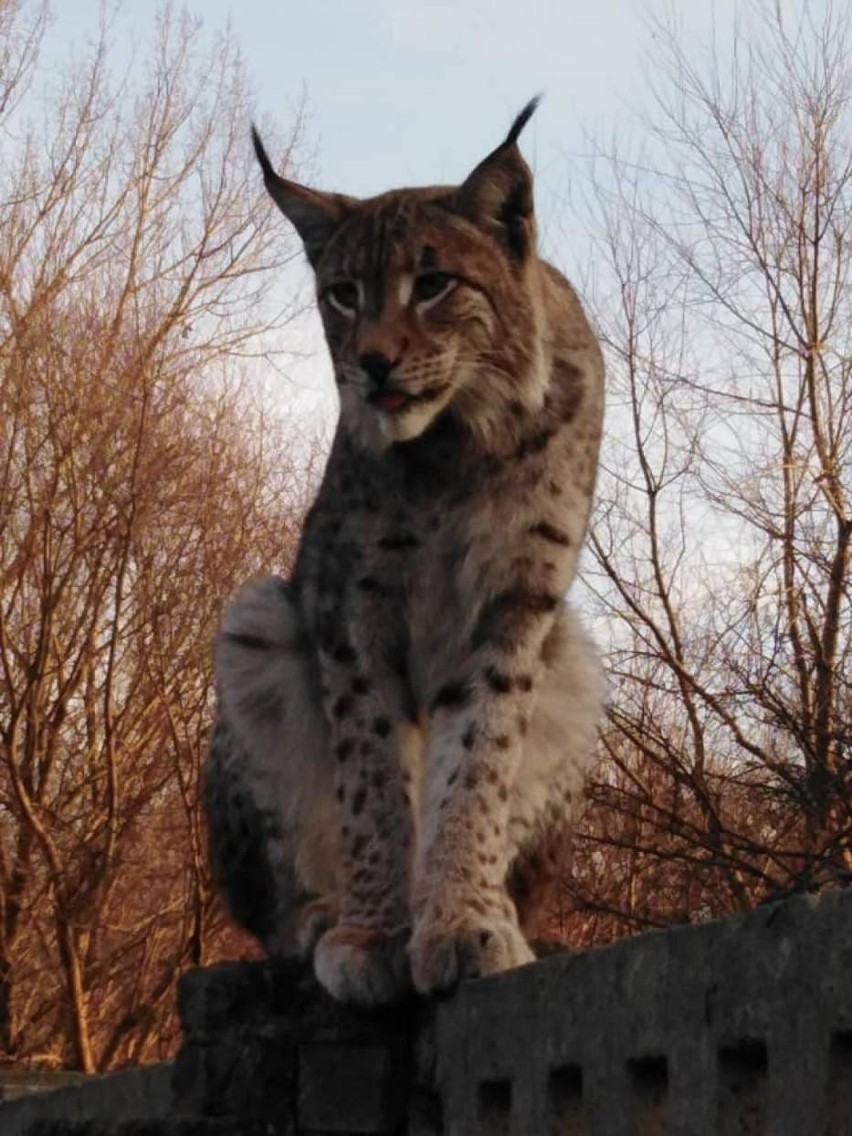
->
<box><xmin>410</xmin><ymin>1086</ymin><xmax>445</xmax><ymax>1135</ymax></box>
<box><xmin>628</xmin><ymin>1055</ymin><xmax>669</xmax><ymax>1136</ymax></box>
<box><xmin>827</xmin><ymin>1031</ymin><xmax>852</xmax><ymax>1136</ymax></box>
<box><xmin>477</xmin><ymin>1078</ymin><xmax>512</xmax><ymax>1135</ymax></box>
<box><xmin>548</xmin><ymin>1063</ymin><xmax>591</xmax><ymax>1134</ymax></box>
<box><xmin>298</xmin><ymin>1043</ymin><xmax>402</xmax><ymax>1132</ymax></box>
<box><xmin>717</xmin><ymin>1040</ymin><xmax>768</xmax><ymax>1135</ymax></box>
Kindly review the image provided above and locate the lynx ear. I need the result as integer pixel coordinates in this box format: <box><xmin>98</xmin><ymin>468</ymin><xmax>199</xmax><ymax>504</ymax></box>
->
<box><xmin>456</xmin><ymin>97</ymin><xmax>540</xmax><ymax>262</ymax></box>
<box><xmin>252</xmin><ymin>126</ymin><xmax>351</xmax><ymax>267</ymax></box>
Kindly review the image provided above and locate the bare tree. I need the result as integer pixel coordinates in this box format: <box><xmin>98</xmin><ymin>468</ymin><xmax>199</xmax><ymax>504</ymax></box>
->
<box><xmin>557</xmin><ymin>0</ymin><xmax>852</xmax><ymax>943</ymax></box>
<box><xmin>0</xmin><ymin>2</ymin><xmax>310</xmax><ymax>1070</ymax></box>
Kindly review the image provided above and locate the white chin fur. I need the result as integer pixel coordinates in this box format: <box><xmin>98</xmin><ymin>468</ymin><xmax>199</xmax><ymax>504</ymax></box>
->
<box><xmin>377</xmin><ymin>403</ymin><xmax>437</xmax><ymax>443</ymax></box>
<box><xmin>340</xmin><ymin>385</ymin><xmax>452</xmax><ymax>450</ymax></box>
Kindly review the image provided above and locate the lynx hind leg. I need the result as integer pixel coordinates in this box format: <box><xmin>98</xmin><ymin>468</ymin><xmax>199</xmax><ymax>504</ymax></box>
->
<box><xmin>507</xmin><ymin>604</ymin><xmax>606</xmax><ymax>940</ymax></box>
<box><xmin>204</xmin><ymin>719</ymin><xmax>325</xmax><ymax>953</ymax></box>
<box><xmin>209</xmin><ymin>576</ymin><xmax>341</xmax><ymax>955</ymax></box>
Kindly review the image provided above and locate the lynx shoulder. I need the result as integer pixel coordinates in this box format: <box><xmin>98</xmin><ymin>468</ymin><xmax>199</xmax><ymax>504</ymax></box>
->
<box><xmin>205</xmin><ymin>99</ymin><xmax>606</xmax><ymax>1005</ymax></box>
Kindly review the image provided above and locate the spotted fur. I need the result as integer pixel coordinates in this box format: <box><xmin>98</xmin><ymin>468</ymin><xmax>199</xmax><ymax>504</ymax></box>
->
<box><xmin>205</xmin><ymin>100</ymin><xmax>606</xmax><ymax>1004</ymax></box>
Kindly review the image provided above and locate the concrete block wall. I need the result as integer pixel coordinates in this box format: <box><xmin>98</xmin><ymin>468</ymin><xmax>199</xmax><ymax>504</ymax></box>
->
<box><xmin>3</xmin><ymin>888</ymin><xmax>851</xmax><ymax>1135</ymax></box>
<box><xmin>173</xmin><ymin>953</ymin><xmax>421</xmax><ymax>1133</ymax></box>
<box><xmin>0</xmin><ymin>1065</ymin><xmax>173</xmax><ymax>1136</ymax></box>
<box><xmin>432</xmin><ymin>888</ymin><xmax>852</xmax><ymax>1135</ymax></box>
<box><xmin>0</xmin><ymin>1071</ymin><xmax>89</xmax><ymax>1102</ymax></box>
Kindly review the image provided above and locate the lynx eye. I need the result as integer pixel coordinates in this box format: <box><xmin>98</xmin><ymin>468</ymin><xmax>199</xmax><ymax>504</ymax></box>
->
<box><xmin>324</xmin><ymin>280</ymin><xmax>360</xmax><ymax>316</ymax></box>
<box><xmin>413</xmin><ymin>270</ymin><xmax>455</xmax><ymax>306</ymax></box>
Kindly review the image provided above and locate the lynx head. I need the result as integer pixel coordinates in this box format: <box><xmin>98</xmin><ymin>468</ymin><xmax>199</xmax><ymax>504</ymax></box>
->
<box><xmin>253</xmin><ymin>100</ymin><xmax>547</xmax><ymax>451</ymax></box>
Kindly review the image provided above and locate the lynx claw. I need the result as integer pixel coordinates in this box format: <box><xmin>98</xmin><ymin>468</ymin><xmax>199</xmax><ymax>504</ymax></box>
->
<box><xmin>409</xmin><ymin>912</ymin><xmax>535</xmax><ymax>996</ymax></box>
<box><xmin>314</xmin><ymin>923</ymin><xmax>411</xmax><ymax>1006</ymax></box>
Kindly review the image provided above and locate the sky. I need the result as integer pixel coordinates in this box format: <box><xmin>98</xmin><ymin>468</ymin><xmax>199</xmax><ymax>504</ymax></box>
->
<box><xmin>50</xmin><ymin>0</ymin><xmax>660</xmax><ymax>197</ymax></box>
<box><xmin>42</xmin><ymin>0</ymin><xmax>745</xmax><ymax>242</ymax></box>
<box><xmin>37</xmin><ymin>0</ymin><xmax>754</xmax><ymax>411</ymax></box>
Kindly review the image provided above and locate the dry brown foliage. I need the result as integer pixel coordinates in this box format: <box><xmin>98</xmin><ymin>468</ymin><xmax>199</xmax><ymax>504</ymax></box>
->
<box><xmin>0</xmin><ymin>1</ymin><xmax>312</xmax><ymax>1070</ymax></box>
<box><xmin>552</xmin><ymin>0</ymin><xmax>852</xmax><ymax>947</ymax></box>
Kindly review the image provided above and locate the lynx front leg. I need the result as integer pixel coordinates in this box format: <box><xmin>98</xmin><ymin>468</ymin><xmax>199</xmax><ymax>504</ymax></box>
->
<box><xmin>313</xmin><ymin>713</ymin><xmax>420</xmax><ymax>1004</ymax></box>
<box><xmin>310</xmin><ymin>615</ymin><xmax>421</xmax><ymax>1005</ymax></box>
<box><xmin>313</xmin><ymin>739</ymin><xmax>417</xmax><ymax>1004</ymax></box>
<box><xmin>410</xmin><ymin>667</ymin><xmax>536</xmax><ymax>994</ymax></box>
<box><xmin>410</xmin><ymin>605</ymin><xmax>602</xmax><ymax>995</ymax></box>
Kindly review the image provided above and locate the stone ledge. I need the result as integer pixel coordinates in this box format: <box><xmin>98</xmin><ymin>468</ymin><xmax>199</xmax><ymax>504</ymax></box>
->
<box><xmin>174</xmin><ymin>956</ymin><xmax>423</xmax><ymax>1133</ymax></box>
<box><xmin>0</xmin><ymin>1066</ymin><xmax>173</xmax><ymax>1136</ymax></box>
<box><xmin>26</xmin><ymin>1123</ymin><xmax>270</xmax><ymax>1136</ymax></box>
<box><xmin>432</xmin><ymin>887</ymin><xmax>852</xmax><ymax>1134</ymax></box>
<box><xmin>6</xmin><ymin>889</ymin><xmax>852</xmax><ymax>1135</ymax></box>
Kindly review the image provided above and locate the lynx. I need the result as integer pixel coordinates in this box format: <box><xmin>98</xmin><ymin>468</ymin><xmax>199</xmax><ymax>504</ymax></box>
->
<box><xmin>204</xmin><ymin>99</ymin><xmax>605</xmax><ymax>1005</ymax></box>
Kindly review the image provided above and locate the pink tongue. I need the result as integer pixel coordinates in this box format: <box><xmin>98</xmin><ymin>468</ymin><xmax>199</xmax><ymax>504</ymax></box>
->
<box><xmin>374</xmin><ymin>392</ymin><xmax>408</xmax><ymax>412</ymax></box>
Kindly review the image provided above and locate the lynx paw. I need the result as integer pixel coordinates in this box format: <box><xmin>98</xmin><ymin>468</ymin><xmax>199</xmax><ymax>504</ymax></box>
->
<box><xmin>314</xmin><ymin>924</ymin><xmax>411</xmax><ymax>1006</ymax></box>
<box><xmin>409</xmin><ymin>911</ymin><xmax>535</xmax><ymax>996</ymax></box>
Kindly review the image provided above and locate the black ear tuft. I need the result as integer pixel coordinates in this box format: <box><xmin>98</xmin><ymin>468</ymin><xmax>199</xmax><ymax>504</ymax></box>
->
<box><xmin>251</xmin><ymin>124</ymin><xmax>277</xmax><ymax>185</ymax></box>
<box><xmin>250</xmin><ymin>125</ymin><xmax>353</xmax><ymax>268</ymax></box>
<box><xmin>504</xmin><ymin>95</ymin><xmax>542</xmax><ymax>147</ymax></box>
<box><xmin>455</xmin><ymin>98</ymin><xmax>541</xmax><ymax>263</ymax></box>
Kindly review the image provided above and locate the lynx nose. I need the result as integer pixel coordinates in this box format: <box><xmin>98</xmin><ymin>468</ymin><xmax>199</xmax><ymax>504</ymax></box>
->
<box><xmin>359</xmin><ymin>352</ymin><xmax>395</xmax><ymax>388</ymax></box>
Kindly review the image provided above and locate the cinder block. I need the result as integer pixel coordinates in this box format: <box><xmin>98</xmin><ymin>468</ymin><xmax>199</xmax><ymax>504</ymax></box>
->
<box><xmin>177</xmin><ymin>957</ymin><xmax>317</xmax><ymax>1045</ymax></box>
<box><xmin>25</xmin><ymin>1122</ymin><xmax>273</xmax><ymax>1136</ymax></box>
<box><xmin>298</xmin><ymin>1043</ymin><xmax>407</xmax><ymax>1132</ymax></box>
<box><xmin>174</xmin><ymin>956</ymin><xmax>421</xmax><ymax>1132</ymax></box>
